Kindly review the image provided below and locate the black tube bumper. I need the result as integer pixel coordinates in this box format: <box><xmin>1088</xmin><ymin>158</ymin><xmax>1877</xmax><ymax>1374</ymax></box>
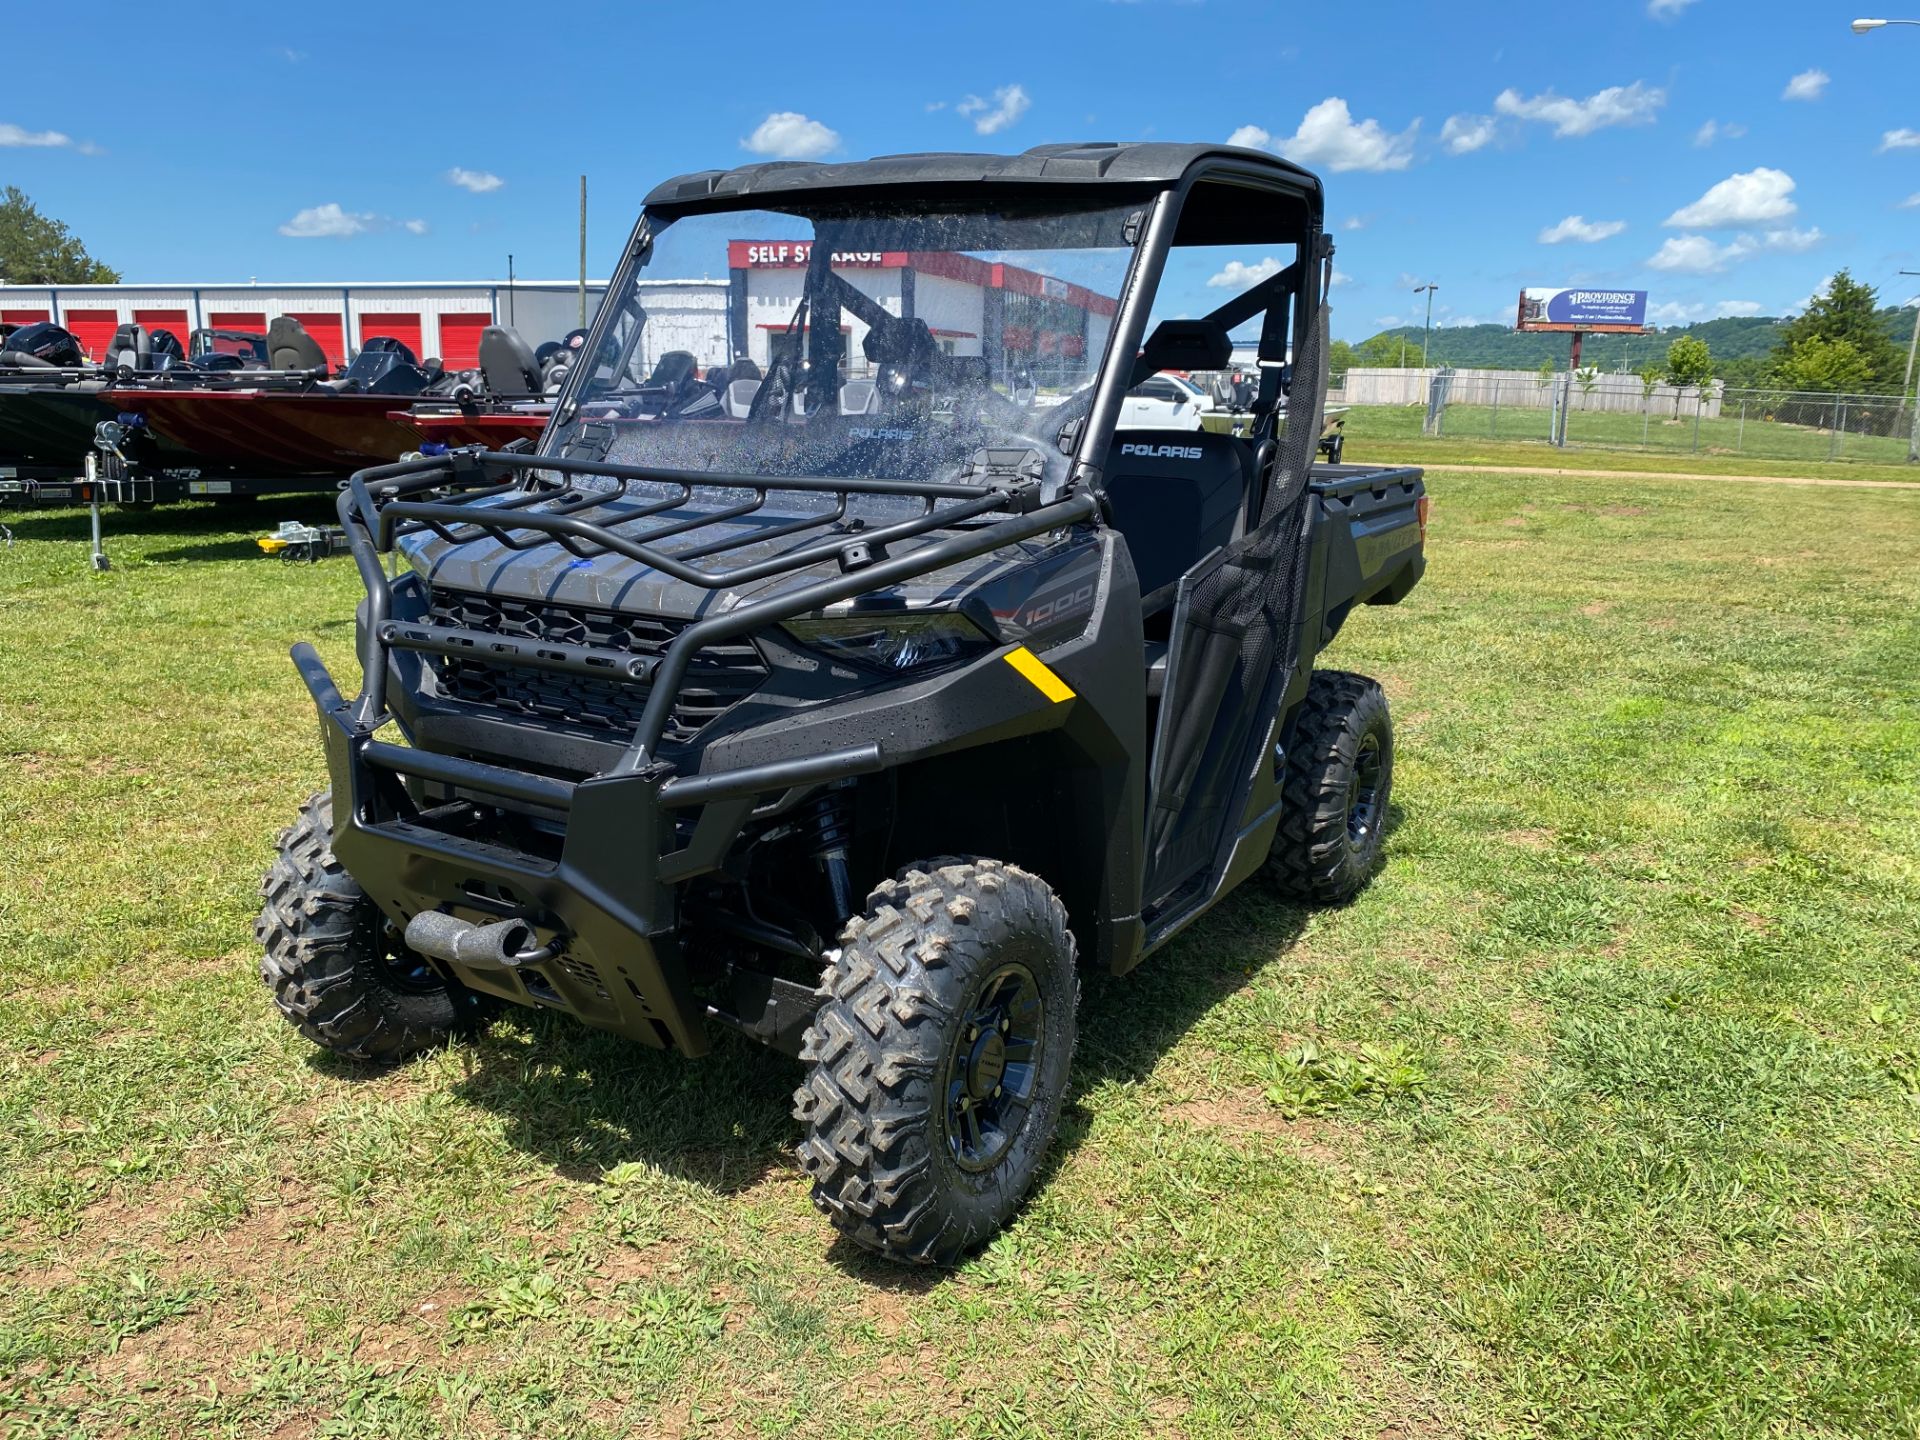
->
<box><xmin>297</xmin><ymin>641</ymin><xmax>712</xmax><ymax>1052</ymax></box>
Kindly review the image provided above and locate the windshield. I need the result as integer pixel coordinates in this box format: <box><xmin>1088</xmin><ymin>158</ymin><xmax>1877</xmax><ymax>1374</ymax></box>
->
<box><xmin>549</xmin><ymin>201</ymin><xmax>1139</xmax><ymax>504</ymax></box>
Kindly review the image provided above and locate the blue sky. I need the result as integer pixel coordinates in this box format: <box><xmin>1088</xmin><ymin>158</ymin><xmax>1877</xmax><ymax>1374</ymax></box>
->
<box><xmin>4</xmin><ymin>0</ymin><xmax>1914</xmax><ymax>339</ymax></box>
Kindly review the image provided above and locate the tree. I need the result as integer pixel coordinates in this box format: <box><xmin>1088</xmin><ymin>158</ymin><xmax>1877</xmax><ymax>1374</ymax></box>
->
<box><xmin>0</xmin><ymin>187</ymin><xmax>119</xmax><ymax>285</ymax></box>
<box><xmin>1327</xmin><ymin>338</ymin><xmax>1357</xmax><ymax>377</ymax></box>
<box><xmin>1536</xmin><ymin>357</ymin><xmax>1555</xmax><ymax>388</ymax></box>
<box><xmin>1665</xmin><ymin>335</ymin><xmax>1713</xmax><ymax>416</ymax></box>
<box><xmin>1638</xmin><ymin>365</ymin><xmax>1663</xmax><ymax>405</ymax></box>
<box><xmin>1573</xmin><ymin>365</ymin><xmax>1599</xmax><ymax>408</ymax></box>
<box><xmin>1353</xmin><ymin>332</ymin><xmax>1415</xmax><ymax>368</ymax></box>
<box><xmin>1773</xmin><ymin>334</ymin><xmax>1875</xmax><ymax>395</ymax></box>
<box><xmin>1771</xmin><ymin>268</ymin><xmax>1904</xmax><ymax>394</ymax></box>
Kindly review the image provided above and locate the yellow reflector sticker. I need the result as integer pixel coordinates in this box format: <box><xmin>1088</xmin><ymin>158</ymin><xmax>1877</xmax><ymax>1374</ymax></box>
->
<box><xmin>1004</xmin><ymin>646</ymin><xmax>1076</xmax><ymax>703</ymax></box>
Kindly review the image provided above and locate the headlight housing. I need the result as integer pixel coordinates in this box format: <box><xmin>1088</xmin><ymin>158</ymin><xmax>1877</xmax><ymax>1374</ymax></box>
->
<box><xmin>784</xmin><ymin>611</ymin><xmax>994</xmax><ymax>675</ymax></box>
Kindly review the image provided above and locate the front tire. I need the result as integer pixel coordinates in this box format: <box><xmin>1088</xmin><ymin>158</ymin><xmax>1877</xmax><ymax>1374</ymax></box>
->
<box><xmin>256</xmin><ymin>791</ymin><xmax>493</xmax><ymax>1062</ymax></box>
<box><xmin>1264</xmin><ymin>670</ymin><xmax>1394</xmax><ymax>905</ymax></box>
<box><xmin>793</xmin><ymin>859</ymin><xmax>1078</xmax><ymax>1265</ymax></box>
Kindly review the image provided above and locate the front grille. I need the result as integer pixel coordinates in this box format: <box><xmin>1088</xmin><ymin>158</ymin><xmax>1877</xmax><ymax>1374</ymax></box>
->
<box><xmin>425</xmin><ymin>589</ymin><xmax>766</xmax><ymax>745</ymax></box>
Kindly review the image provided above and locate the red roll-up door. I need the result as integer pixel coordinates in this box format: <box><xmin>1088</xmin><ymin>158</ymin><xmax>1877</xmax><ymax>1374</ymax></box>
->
<box><xmin>360</xmin><ymin>312</ymin><xmax>422</xmax><ymax>360</ymax></box>
<box><xmin>285</xmin><ymin>311</ymin><xmax>345</xmax><ymax>367</ymax></box>
<box><xmin>2</xmin><ymin>308</ymin><xmax>51</xmax><ymax>325</ymax></box>
<box><xmin>438</xmin><ymin>312</ymin><xmax>490</xmax><ymax>369</ymax></box>
<box><xmin>65</xmin><ymin>309</ymin><xmax>120</xmax><ymax>361</ymax></box>
<box><xmin>134</xmin><ymin>308</ymin><xmax>191</xmax><ymax>349</ymax></box>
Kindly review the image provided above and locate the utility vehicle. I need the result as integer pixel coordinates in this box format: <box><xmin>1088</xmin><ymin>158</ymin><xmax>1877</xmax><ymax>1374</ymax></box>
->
<box><xmin>259</xmin><ymin>142</ymin><xmax>1427</xmax><ymax>1264</ymax></box>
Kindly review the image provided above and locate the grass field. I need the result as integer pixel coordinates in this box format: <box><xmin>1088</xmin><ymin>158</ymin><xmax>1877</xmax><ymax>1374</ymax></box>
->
<box><xmin>3</xmin><ymin>471</ymin><xmax>1919</xmax><ymax>1438</ymax></box>
<box><xmin>1330</xmin><ymin>398</ymin><xmax>1915</xmax><ymax>469</ymax></box>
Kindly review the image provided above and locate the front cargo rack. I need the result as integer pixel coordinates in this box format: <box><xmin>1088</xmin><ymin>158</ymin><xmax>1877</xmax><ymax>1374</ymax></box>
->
<box><xmin>308</xmin><ymin>446</ymin><xmax>1097</xmax><ymax>816</ymax></box>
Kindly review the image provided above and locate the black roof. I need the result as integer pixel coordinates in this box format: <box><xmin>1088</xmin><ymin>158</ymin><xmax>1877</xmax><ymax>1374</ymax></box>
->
<box><xmin>643</xmin><ymin>142</ymin><xmax>1322</xmax><ymax>220</ymax></box>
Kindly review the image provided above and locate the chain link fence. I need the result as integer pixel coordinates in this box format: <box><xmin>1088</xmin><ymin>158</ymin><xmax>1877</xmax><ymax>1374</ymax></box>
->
<box><xmin>1329</xmin><ymin>368</ymin><xmax>1919</xmax><ymax>466</ymax></box>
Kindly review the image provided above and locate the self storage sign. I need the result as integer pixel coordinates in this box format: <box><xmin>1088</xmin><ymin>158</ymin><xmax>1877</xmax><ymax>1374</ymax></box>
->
<box><xmin>729</xmin><ymin>242</ymin><xmax>896</xmax><ymax>269</ymax></box>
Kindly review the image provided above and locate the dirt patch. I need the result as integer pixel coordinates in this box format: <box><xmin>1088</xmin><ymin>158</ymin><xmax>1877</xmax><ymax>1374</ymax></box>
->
<box><xmin>1163</xmin><ymin>1090</ymin><xmax>1352</xmax><ymax>1167</ymax></box>
<box><xmin>1578</xmin><ymin>601</ymin><xmax>1611</xmax><ymax>618</ymax></box>
<box><xmin>1499</xmin><ymin>828</ymin><xmax>1555</xmax><ymax>851</ymax></box>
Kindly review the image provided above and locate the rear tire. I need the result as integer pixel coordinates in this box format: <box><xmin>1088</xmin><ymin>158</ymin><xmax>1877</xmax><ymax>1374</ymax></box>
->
<box><xmin>256</xmin><ymin>791</ymin><xmax>494</xmax><ymax>1062</ymax></box>
<box><xmin>1264</xmin><ymin>670</ymin><xmax>1393</xmax><ymax>905</ymax></box>
<box><xmin>793</xmin><ymin>859</ymin><xmax>1078</xmax><ymax>1265</ymax></box>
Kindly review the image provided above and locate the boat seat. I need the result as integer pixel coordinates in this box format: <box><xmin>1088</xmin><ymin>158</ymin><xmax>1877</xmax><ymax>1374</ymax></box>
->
<box><xmin>268</xmin><ymin>316</ymin><xmax>330</xmax><ymax>373</ymax></box>
<box><xmin>106</xmin><ymin>324</ymin><xmax>149</xmax><ymax>370</ymax></box>
<box><xmin>725</xmin><ymin>378</ymin><xmax>761</xmax><ymax>418</ymax></box>
<box><xmin>478</xmin><ymin>326</ymin><xmax>540</xmax><ymax>396</ymax></box>
<box><xmin>1103</xmin><ymin>427</ymin><xmax>1257</xmax><ymax>612</ymax></box>
<box><xmin>840</xmin><ymin>378</ymin><xmax>879</xmax><ymax>414</ymax></box>
<box><xmin>1146</xmin><ymin>637</ymin><xmax>1170</xmax><ymax>698</ymax></box>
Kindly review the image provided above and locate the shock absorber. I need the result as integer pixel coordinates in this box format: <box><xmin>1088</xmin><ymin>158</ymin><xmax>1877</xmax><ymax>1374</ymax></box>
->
<box><xmin>803</xmin><ymin>782</ymin><xmax>857</xmax><ymax>923</ymax></box>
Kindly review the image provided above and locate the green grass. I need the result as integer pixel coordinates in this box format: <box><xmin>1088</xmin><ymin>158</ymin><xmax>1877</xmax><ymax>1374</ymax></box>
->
<box><xmin>2</xmin><ymin>476</ymin><xmax>1919</xmax><ymax>1437</ymax></box>
<box><xmin>1332</xmin><ymin>398</ymin><xmax>1919</xmax><ymax>471</ymax></box>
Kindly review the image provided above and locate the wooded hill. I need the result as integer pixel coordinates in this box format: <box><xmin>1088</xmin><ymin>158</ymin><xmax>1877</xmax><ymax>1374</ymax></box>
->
<box><xmin>1349</xmin><ymin>308</ymin><xmax>1914</xmax><ymax>378</ymax></box>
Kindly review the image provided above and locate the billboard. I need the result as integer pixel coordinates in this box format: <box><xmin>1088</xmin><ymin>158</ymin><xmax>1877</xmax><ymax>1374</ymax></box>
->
<box><xmin>1516</xmin><ymin>287</ymin><xmax>1649</xmax><ymax>332</ymax></box>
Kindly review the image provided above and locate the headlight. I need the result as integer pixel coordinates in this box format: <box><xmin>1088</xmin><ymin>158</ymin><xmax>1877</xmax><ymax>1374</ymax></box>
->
<box><xmin>784</xmin><ymin>611</ymin><xmax>993</xmax><ymax>675</ymax></box>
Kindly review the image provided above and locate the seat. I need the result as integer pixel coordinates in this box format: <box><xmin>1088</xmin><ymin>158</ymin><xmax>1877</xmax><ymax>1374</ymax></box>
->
<box><xmin>478</xmin><ymin>325</ymin><xmax>540</xmax><ymax>396</ymax></box>
<box><xmin>268</xmin><ymin>316</ymin><xmax>329</xmax><ymax>373</ymax></box>
<box><xmin>725</xmin><ymin>378</ymin><xmax>761</xmax><ymax>418</ymax></box>
<box><xmin>840</xmin><ymin>378</ymin><xmax>879</xmax><ymax>414</ymax></box>
<box><xmin>106</xmin><ymin>323</ymin><xmax>149</xmax><ymax>371</ymax></box>
<box><xmin>1129</xmin><ymin>318</ymin><xmax>1233</xmax><ymax>389</ymax></box>
<box><xmin>1102</xmin><ymin>427</ymin><xmax>1257</xmax><ymax>613</ymax></box>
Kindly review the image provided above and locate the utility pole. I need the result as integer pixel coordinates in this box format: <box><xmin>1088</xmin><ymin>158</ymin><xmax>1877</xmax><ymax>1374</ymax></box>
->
<box><xmin>1902</xmin><ymin>269</ymin><xmax>1920</xmax><ymax>461</ymax></box>
<box><xmin>579</xmin><ymin>175</ymin><xmax>589</xmax><ymax>327</ymax></box>
<box><xmin>1414</xmin><ymin>282</ymin><xmax>1439</xmax><ymax>369</ymax></box>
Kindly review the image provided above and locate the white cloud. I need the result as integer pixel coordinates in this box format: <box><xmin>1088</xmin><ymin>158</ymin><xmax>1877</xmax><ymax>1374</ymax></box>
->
<box><xmin>1342</xmin><ymin>215</ymin><xmax>1366</xmax><ymax>231</ymax></box>
<box><xmin>741</xmin><ymin>112</ymin><xmax>840</xmax><ymax>160</ymax></box>
<box><xmin>1786</xmin><ymin>275</ymin><xmax>1835</xmax><ymax>315</ymax></box>
<box><xmin>1207</xmin><ymin>256</ymin><xmax>1284</xmax><ymax>288</ymax></box>
<box><xmin>956</xmin><ymin>84</ymin><xmax>1030</xmax><ymax>136</ymax></box>
<box><xmin>0</xmin><ymin>123</ymin><xmax>100</xmax><ymax>154</ymax></box>
<box><xmin>1439</xmin><ymin>113</ymin><xmax>1497</xmax><ymax>155</ymax></box>
<box><xmin>402</xmin><ymin>219</ymin><xmax>429</xmax><ymax>235</ymax></box>
<box><xmin>1882</xmin><ymin>128</ymin><xmax>1920</xmax><ymax>152</ymax></box>
<box><xmin>1332</xmin><ymin>267</ymin><xmax>1353</xmax><ymax>287</ymax></box>
<box><xmin>1539</xmin><ymin>214</ymin><xmax>1628</xmax><ymax>244</ymax></box>
<box><xmin>1716</xmin><ymin>300</ymin><xmax>1763</xmax><ymax>317</ymax></box>
<box><xmin>1758</xmin><ymin>225</ymin><xmax>1822</xmax><ymax>253</ymax></box>
<box><xmin>1648</xmin><ymin>0</ymin><xmax>1699</xmax><ymax>17</ymax></box>
<box><xmin>1494</xmin><ymin>81</ymin><xmax>1665</xmax><ymax>138</ymax></box>
<box><xmin>1233</xmin><ymin>98</ymin><xmax>1419</xmax><ymax>173</ymax></box>
<box><xmin>1902</xmin><ymin>193</ymin><xmax>1920</xmax><ymax>209</ymax></box>
<box><xmin>1646</xmin><ymin>226</ymin><xmax>1824</xmax><ymax>273</ymax></box>
<box><xmin>1649</xmin><ymin>300</ymin><xmax>1703</xmax><ymax>325</ymax></box>
<box><xmin>1692</xmin><ymin>118</ymin><xmax>1747</xmax><ymax>147</ymax></box>
<box><xmin>446</xmin><ymin>167</ymin><xmax>503</xmax><ymax>194</ymax></box>
<box><xmin>925</xmin><ymin>100</ymin><xmax>947</xmax><ymax>112</ymax></box>
<box><xmin>278</xmin><ymin>203</ymin><xmax>373</xmax><ymax>239</ymax></box>
<box><xmin>1782</xmin><ymin>69</ymin><xmax>1829</xmax><ymax>102</ymax></box>
<box><xmin>1664</xmin><ymin>167</ymin><xmax>1797</xmax><ymax>227</ymax></box>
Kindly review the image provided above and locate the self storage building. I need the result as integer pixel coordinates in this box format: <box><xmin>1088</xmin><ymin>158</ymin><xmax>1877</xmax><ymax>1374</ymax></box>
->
<box><xmin>727</xmin><ymin>243</ymin><xmax>1117</xmax><ymax>384</ymax></box>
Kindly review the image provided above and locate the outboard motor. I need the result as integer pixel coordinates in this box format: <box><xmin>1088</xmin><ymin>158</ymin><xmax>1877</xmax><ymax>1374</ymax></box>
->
<box><xmin>341</xmin><ymin>336</ymin><xmax>432</xmax><ymax>396</ymax></box>
<box><xmin>147</xmin><ymin>329</ymin><xmax>186</xmax><ymax>372</ymax></box>
<box><xmin>2</xmin><ymin>321</ymin><xmax>85</xmax><ymax>368</ymax></box>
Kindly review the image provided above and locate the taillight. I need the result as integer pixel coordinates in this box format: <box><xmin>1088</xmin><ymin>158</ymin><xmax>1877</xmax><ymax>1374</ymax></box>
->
<box><xmin>1417</xmin><ymin>494</ymin><xmax>1431</xmax><ymax>544</ymax></box>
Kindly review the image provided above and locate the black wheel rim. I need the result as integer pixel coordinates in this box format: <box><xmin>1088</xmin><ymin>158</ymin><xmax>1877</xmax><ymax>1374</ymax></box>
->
<box><xmin>1347</xmin><ymin>731</ymin><xmax>1385</xmax><ymax>847</ymax></box>
<box><xmin>942</xmin><ymin>961</ymin><xmax>1045</xmax><ymax>1173</ymax></box>
<box><xmin>366</xmin><ymin>912</ymin><xmax>446</xmax><ymax>995</ymax></box>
